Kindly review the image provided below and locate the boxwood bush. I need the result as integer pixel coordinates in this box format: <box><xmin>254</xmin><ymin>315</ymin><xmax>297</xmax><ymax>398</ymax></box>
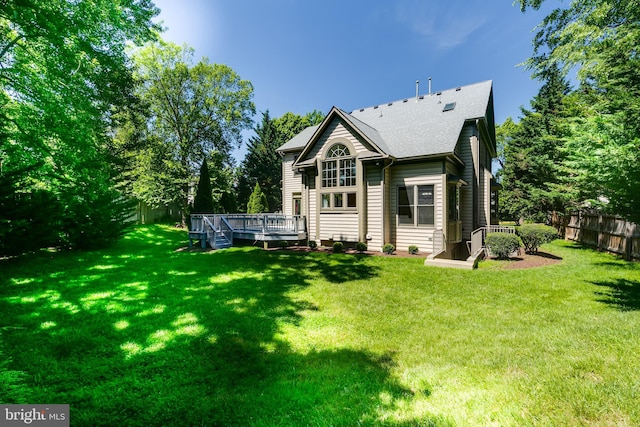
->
<box><xmin>382</xmin><ymin>243</ymin><xmax>395</xmax><ymax>255</ymax></box>
<box><xmin>517</xmin><ymin>224</ymin><xmax>558</xmax><ymax>254</ymax></box>
<box><xmin>408</xmin><ymin>245</ymin><xmax>419</xmax><ymax>255</ymax></box>
<box><xmin>332</xmin><ymin>241</ymin><xmax>344</xmax><ymax>253</ymax></box>
<box><xmin>485</xmin><ymin>232</ymin><xmax>521</xmax><ymax>259</ymax></box>
<box><xmin>355</xmin><ymin>242</ymin><xmax>368</xmax><ymax>253</ymax></box>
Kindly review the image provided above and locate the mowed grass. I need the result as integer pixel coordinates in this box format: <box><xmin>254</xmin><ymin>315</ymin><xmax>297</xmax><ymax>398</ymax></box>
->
<box><xmin>1</xmin><ymin>225</ymin><xmax>640</xmax><ymax>426</ymax></box>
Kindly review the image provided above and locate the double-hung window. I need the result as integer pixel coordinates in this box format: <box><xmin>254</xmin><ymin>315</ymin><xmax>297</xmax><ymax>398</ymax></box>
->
<box><xmin>321</xmin><ymin>143</ymin><xmax>356</xmax><ymax>210</ymax></box>
<box><xmin>397</xmin><ymin>185</ymin><xmax>435</xmax><ymax>226</ymax></box>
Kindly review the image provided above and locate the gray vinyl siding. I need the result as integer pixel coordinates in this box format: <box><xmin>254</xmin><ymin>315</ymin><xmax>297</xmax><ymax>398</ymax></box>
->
<box><xmin>482</xmin><ymin>168</ymin><xmax>492</xmax><ymax>227</ymax></box>
<box><xmin>307</xmin><ymin>120</ymin><xmax>374</xmax><ymax>160</ymax></box>
<box><xmin>479</xmin><ymin>141</ymin><xmax>495</xmax><ymax>227</ymax></box>
<box><xmin>365</xmin><ymin>165</ymin><xmax>383</xmax><ymax>251</ymax></box>
<box><xmin>457</xmin><ymin>124</ymin><xmax>475</xmax><ymax>240</ymax></box>
<box><xmin>478</xmin><ymin>162</ymin><xmax>487</xmax><ymax>226</ymax></box>
<box><xmin>319</xmin><ymin>213</ymin><xmax>359</xmax><ymax>242</ymax></box>
<box><xmin>389</xmin><ymin>162</ymin><xmax>444</xmax><ymax>253</ymax></box>
<box><xmin>308</xmin><ymin>187</ymin><xmax>317</xmax><ymax>242</ymax></box>
<box><xmin>307</xmin><ymin>117</ymin><xmax>370</xmax><ymax>244</ymax></box>
<box><xmin>281</xmin><ymin>152</ymin><xmax>302</xmax><ymax>215</ymax></box>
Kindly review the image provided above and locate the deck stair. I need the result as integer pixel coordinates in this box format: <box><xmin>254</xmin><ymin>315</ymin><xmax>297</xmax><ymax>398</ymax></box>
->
<box><xmin>209</xmin><ymin>231</ymin><xmax>232</xmax><ymax>249</ymax></box>
<box><xmin>425</xmin><ymin>225</ymin><xmax>516</xmax><ymax>269</ymax></box>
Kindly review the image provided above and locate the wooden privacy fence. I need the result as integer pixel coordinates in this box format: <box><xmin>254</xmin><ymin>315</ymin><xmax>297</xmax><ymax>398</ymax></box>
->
<box><xmin>552</xmin><ymin>211</ymin><xmax>640</xmax><ymax>261</ymax></box>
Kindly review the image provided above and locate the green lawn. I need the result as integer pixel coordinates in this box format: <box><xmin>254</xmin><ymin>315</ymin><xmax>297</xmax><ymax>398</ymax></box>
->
<box><xmin>1</xmin><ymin>225</ymin><xmax>640</xmax><ymax>426</ymax></box>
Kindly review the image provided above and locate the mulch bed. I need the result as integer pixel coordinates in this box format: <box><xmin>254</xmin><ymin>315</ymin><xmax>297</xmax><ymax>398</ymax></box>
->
<box><xmin>487</xmin><ymin>251</ymin><xmax>563</xmax><ymax>270</ymax></box>
<box><xmin>178</xmin><ymin>244</ymin><xmax>562</xmax><ymax>269</ymax></box>
<box><xmin>278</xmin><ymin>246</ymin><xmax>424</xmax><ymax>258</ymax></box>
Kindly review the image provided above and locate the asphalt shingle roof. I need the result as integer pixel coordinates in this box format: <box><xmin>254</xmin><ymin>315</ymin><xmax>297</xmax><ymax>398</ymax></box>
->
<box><xmin>277</xmin><ymin>80</ymin><xmax>493</xmax><ymax>160</ymax></box>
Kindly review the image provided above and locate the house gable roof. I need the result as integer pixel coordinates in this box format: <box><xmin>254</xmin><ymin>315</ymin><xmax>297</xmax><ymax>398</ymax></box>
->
<box><xmin>276</xmin><ymin>80</ymin><xmax>494</xmax><ymax>162</ymax></box>
<box><xmin>288</xmin><ymin>107</ymin><xmax>388</xmax><ymax>167</ymax></box>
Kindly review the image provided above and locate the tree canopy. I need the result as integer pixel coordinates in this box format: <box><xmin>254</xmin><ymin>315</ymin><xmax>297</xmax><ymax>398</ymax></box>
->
<box><xmin>237</xmin><ymin>110</ymin><xmax>323</xmax><ymax>212</ymax></box>
<box><xmin>503</xmin><ymin>0</ymin><xmax>640</xmax><ymax>223</ymax></box>
<box><xmin>122</xmin><ymin>40</ymin><xmax>255</xmax><ymax>223</ymax></box>
<box><xmin>0</xmin><ymin>0</ymin><xmax>159</xmax><ymax>254</ymax></box>
<box><xmin>499</xmin><ymin>66</ymin><xmax>574</xmax><ymax>221</ymax></box>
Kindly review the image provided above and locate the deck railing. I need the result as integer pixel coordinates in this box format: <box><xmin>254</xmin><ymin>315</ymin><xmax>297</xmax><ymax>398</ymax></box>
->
<box><xmin>222</xmin><ymin>214</ymin><xmax>305</xmax><ymax>234</ymax></box>
<box><xmin>190</xmin><ymin>213</ymin><xmax>306</xmax><ymax>238</ymax></box>
<box><xmin>468</xmin><ymin>225</ymin><xmax>516</xmax><ymax>256</ymax></box>
<box><xmin>432</xmin><ymin>229</ymin><xmax>445</xmax><ymax>254</ymax></box>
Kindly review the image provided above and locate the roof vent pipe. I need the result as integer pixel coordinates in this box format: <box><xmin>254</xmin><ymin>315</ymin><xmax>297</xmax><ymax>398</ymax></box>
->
<box><xmin>428</xmin><ymin>77</ymin><xmax>432</xmax><ymax>94</ymax></box>
<box><xmin>416</xmin><ymin>80</ymin><xmax>419</xmax><ymax>101</ymax></box>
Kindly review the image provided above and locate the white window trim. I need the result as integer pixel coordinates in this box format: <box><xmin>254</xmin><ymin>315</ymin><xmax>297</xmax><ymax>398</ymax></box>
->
<box><xmin>397</xmin><ymin>184</ymin><xmax>436</xmax><ymax>227</ymax></box>
<box><xmin>320</xmin><ymin>142</ymin><xmax>358</xmax><ymax>212</ymax></box>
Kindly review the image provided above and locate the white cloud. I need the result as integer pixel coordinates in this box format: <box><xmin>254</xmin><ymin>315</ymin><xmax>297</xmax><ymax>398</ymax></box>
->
<box><xmin>395</xmin><ymin>1</ymin><xmax>488</xmax><ymax>50</ymax></box>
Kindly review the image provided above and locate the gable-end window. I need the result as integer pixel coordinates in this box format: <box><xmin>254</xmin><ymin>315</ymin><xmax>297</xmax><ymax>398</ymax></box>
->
<box><xmin>397</xmin><ymin>185</ymin><xmax>435</xmax><ymax>226</ymax></box>
<box><xmin>321</xmin><ymin>143</ymin><xmax>357</xmax><ymax>211</ymax></box>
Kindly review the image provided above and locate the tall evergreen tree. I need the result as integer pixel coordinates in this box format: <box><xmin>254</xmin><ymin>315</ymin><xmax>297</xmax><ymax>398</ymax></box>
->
<box><xmin>237</xmin><ymin>110</ymin><xmax>324</xmax><ymax>212</ymax></box>
<box><xmin>500</xmin><ymin>66</ymin><xmax>572</xmax><ymax>222</ymax></box>
<box><xmin>519</xmin><ymin>0</ymin><xmax>640</xmax><ymax>223</ymax></box>
<box><xmin>193</xmin><ymin>158</ymin><xmax>214</xmax><ymax>214</ymax></box>
<box><xmin>238</xmin><ymin>111</ymin><xmax>281</xmax><ymax>212</ymax></box>
<box><xmin>246</xmin><ymin>182</ymin><xmax>269</xmax><ymax>214</ymax></box>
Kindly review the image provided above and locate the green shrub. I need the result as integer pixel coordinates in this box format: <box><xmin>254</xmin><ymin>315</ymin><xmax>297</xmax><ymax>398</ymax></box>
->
<box><xmin>308</xmin><ymin>240</ymin><xmax>317</xmax><ymax>250</ymax></box>
<box><xmin>355</xmin><ymin>242</ymin><xmax>368</xmax><ymax>252</ymax></box>
<box><xmin>485</xmin><ymin>232</ymin><xmax>521</xmax><ymax>259</ymax></box>
<box><xmin>517</xmin><ymin>224</ymin><xmax>558</xmax><ymax>254</ymax></box>
<box><xmin>332</xmin><ymin>241</ymin><xmax>344</xmax><ymax>253</ymax></box>
<box><xmin>408</xmin><ymin>245</ymin><xmax>419</xmax><ymax>255</ymax></box>
<box><xmin>278</xmin><ymin>240</ymin><xmax>289</xmax><ymax>248</ymax></box>
<box><xmin>382</xmin><ymin>243</ymin><xmax>395</xmax><ymax>255</ymax></box>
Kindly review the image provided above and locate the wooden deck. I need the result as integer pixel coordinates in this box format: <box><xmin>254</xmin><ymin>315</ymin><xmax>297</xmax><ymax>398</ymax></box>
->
<box><xmin>190</xmin><ymin>214</ymin><xmax>307</xmax><ymax>249</ymax></box>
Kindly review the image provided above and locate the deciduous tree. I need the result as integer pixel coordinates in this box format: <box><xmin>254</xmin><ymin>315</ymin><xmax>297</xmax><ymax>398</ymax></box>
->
<box><xmin>126</xmin><ymin>41</ymin><xmax>255</xmax><ymax>223</ymax></box>
<box><xmin>0</xmin><ymin>0</ymin><xmax>159</xmax><ymax>253</ymax></box>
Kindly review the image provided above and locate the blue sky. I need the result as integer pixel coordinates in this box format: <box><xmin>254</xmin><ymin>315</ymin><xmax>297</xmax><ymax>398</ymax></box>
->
<box><xmin>152</xmin><ymin>0</ymin><xmax>556</xmax><ymax>159</ymax></box>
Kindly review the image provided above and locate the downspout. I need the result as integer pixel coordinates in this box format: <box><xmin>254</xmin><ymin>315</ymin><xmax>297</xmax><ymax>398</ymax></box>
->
<box><xmin>381</xmin><ymin>157</ymin><xmax>394</xmax><ymax>251</ymax></box>
<box><xmin>474</xmin><ymin>119</ymin><xmax>481</xmax><ymax>230</ymax></box>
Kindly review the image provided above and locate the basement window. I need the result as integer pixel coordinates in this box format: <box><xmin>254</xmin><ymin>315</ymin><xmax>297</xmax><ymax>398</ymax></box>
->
<box><xmin>443</xmin><ymin>102</ymin><xmax>456</xmax><ymax>112</ymax></box>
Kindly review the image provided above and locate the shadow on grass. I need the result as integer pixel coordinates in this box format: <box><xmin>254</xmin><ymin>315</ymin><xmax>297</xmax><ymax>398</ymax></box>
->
<box><xmin>592</xmin><ymin>278</ymin><xmax>640</xmax><ymax>311</ymax></box>
<box><xmin>0</xmin><ymin>225</ymin><xmax>445</xmax><ymax>426</ymax></box>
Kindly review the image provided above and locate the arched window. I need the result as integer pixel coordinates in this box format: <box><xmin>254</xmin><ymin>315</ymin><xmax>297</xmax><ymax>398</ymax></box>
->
<box><xmin>327</xmin><ymin>144</ymin><xmax>349</xmax><ymax>158</ymax></box>
<box><xmin>321</xmin><ymin>143</ymin><xmax>357</xmax><ymax>210</ymax></box>
<box><xmin>322</xmin><ymin>144</ymin><xmax>355</xmax><ymax>188</ymax></box>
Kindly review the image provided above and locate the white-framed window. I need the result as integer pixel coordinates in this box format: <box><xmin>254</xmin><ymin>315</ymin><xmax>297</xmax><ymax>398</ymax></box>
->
<box><xmin>321</xmin><ymin>143</ymin><xmax>357</xmax><ymax>211</ymax></box>
<box><xmin>397</xmin><ymin>185</ymin><xmax>435</xmax><ymax>226</ymax></box>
